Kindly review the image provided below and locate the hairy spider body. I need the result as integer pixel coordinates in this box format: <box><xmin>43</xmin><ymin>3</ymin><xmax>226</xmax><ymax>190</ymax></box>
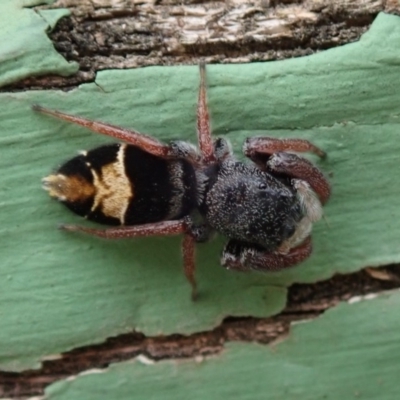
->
<box><xmin>47</xmin><ymin>143</ymin><xmax>198</xmax><ymax>226</ymax></box>
<box><xmin>36</xmin><ymin>64</ymin><xmax>330</xmax><ymax>299</ymax></box>
<box><xmin>200</xmin><ymin>158</ymin><xmax>303</xmax><ymax>250</ymax></box>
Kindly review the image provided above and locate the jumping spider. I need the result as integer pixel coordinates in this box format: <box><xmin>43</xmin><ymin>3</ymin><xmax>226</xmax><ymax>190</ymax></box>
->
<box><xmin>35</xmin><ymin>63</ymin><xmax>330</xmax><ymax>299</ymax></box>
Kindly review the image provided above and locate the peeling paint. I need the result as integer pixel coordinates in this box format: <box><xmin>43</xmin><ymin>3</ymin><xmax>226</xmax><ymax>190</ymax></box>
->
<box><xmin>41</xmin><ymin>291</ymin><xmax>400</xmax><ymax>400</ymax></box>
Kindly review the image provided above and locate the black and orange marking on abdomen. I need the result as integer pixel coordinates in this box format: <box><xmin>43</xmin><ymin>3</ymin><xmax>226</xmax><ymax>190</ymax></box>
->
<box><xmin>44</xmin><ymin>143</ymin><xmax>198</xmax><ymax>226</ymax></box>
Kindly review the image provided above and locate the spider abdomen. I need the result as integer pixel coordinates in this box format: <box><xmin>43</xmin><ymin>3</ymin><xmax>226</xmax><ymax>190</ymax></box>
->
<box><xmin>43</xmin><ymin>143</ymin><xmax>198</xmax><ymax>226</ymax></box>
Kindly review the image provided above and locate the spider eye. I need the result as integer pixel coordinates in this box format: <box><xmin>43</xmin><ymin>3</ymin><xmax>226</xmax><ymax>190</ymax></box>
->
<box><xmin>258</xmin><ymin>183</ymin><xmax>267</xmax><ymax>190</ymax></box>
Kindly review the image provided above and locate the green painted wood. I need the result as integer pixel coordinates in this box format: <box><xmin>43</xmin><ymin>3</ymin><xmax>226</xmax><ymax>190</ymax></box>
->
<box><xmin>1</xmin><ymin>12</ymin><xmax>400</xmax><ymax>371</ymax></box>
<box><xmin>44</xmin><ymin>291</ymin><xmax>400</xmax><ymax>400</ymax></box>
<box><xmin>0</xmin><ymin>0</ymin><xmax>78</xmax><ymax>88</ymax></box>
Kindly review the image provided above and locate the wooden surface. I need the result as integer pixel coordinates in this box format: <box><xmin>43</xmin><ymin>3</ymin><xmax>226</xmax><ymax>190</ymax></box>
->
<box><xmin>45</xmin><ymin>291</ymin><xmax>400</xmax><ymax>400</ymax></box>
<box><xmin>1</xmin><ymin>0</ymin><xmax>400</xmax><ymax>398</ymax></box>
<box><xmin>9</xmin><ymin>0</ymin><xmax>400</xmax><ymax>89</ymax></box>
<box><xmin>0</xmin><ymin>0</ymin><xmax>77</xmax><ymax>87</ymax></box>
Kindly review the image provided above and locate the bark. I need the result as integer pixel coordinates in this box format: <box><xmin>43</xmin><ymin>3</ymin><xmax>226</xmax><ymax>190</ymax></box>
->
<box><xmin>10</xmin><ymin>0</ymin><xmax>400</xmax><ymax>89</ymax></box>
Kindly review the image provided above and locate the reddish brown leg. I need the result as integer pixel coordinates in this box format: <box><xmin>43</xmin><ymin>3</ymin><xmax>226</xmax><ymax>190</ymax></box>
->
<box><xmin>60</xmin><ymin>220</ymin><xmax>186</xmax><ymax>238</ymax></box>
<box><xmin>182</xmin><ymin>233</ymin><xmax>197</xmax><ymax>300</ymax></box>
<box><xmin>243</xmin><ymin>136</ymin><xmax>326</xmax><ymax>159</ymax></box>
<box><xmin>243</xmin><ymin>136</ymin><xmax>330</xmax><ymax>204</ymax></box>
<box><xmin>221</xmin><ymin>237</ymin><xmax>312</xmax><ymax>272</ymax></box>
<box><xmin>61</xmin><ymin>220</ymin><xmax>198</xmax><ymax>298</ymax></box>
<box><xmin>268</xmin><ymin>152</ymin><xmax>331</xmax><ymax>204</ymax></box>
<box><xmin>197</xmin><ymin>63</ymin><xmax>216</xmax><ymax>164</ymax></box>
<box><xmin>32</xmin><ymin>105</ymin><xmax>174</xmax><ymax>158</ymax></box>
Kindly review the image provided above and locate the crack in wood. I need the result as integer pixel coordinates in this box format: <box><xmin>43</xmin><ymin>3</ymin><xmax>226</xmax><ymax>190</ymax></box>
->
<box><xmin>1</xmin><ymin>265</ymin><xmax>399</xmax><ymax>399</ymax></box>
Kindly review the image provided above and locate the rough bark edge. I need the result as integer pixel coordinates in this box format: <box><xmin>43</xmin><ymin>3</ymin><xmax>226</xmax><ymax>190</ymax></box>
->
<box><xmin>4</xmin><ymin>0</ymin><xmax>399</xmax><ymax>91</ymax></box>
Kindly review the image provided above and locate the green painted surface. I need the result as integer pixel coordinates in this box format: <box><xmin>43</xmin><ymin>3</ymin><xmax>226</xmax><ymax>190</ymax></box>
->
<box><xmin>1</xmin><ymin>13</ymin><xmax>400</xmax><ymax>371</ymax></box>
<box><xmin>0</xmin><ymin>0</ymin><xmax>78</xmax><ymax>88</ymax></box>
<box><xmin>45</xmin><ymin>291</ymin><xmax>400</xmax><ymax>400</ymax></box>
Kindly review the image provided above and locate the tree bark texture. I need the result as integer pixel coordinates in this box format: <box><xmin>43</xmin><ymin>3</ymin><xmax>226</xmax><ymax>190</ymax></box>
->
<box><xmin>12</xmin><ymin>0</ymin><xmax>400</xmax><ymax>89</ymax></box>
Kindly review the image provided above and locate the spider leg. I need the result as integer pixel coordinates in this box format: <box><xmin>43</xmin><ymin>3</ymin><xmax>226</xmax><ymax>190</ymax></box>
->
<box><xmin>34</xmin><ymin>64</ymin><xmax>216</xmax><ymax>163</ymax></box>
<box><xmin>180</xmin><ymin>215</ymin><xmax>213</xmax><ymax>300</ymax></box>
<box><xmin>243</xmin><ymin>136</ymin><xmax>330</xmax><ymax>204</ymax></box>
<box><xmin>267</xmin><ymin>152</ymin><xmax>331</xmax><ymax>205</ymax></box>
<box><xmin>61</xmin><ymin>220</ymin><xmax>198</xmax><ymax>299</ymax></box>
<box><xmin>182</xmin><ymin>233</ymin><xmax>197</xmax><ymax>300</ymax></box>
<box><xmin>32</xmin><ymin>105</ymin><xmax>174</xmax><ymax>158</ymax></box>
<box><xmin>60</xmin><ymin>220</ymin><xmax>187</xmax><ymax>238</ymax></box>
<box><xmin>243</xmin><ymin>136</ymin><xmax>326</xmax><ymax>160</ymax></box>
<box><xmin>221</xmin><ymin>237</ymin><xmax>312</xmax><ymax>272</ymax></box>
<box><xmin>197</xmin><ymin>63</ymin><xmax>217</xmax><ymax>164</ymax></box>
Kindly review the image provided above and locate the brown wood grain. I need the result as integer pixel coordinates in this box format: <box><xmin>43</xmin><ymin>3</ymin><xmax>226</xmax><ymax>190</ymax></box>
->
<box><xmin>8</xmin><ymin>0</ymin><xmax>399</xmax><ymax>90</ymax></box>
